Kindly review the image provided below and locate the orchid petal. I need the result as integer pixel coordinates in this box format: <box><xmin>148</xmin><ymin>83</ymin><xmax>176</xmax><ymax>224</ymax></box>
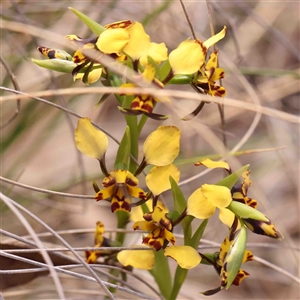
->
<box><xmin>187</xmin><ymin>188</ymin><xmax>216</xmax><ymax>219</ymax></box>
<box><xmin>143</xmin><ymin>126</ymin><xmax>180</xmax><ymax>166</ymax></box>
<box><xmin>117</xmin><ymin>245</ymin><xmax>154</xmax><ymax>270</ymax></box>
<box><xmin>146</xmin><ymin>164</ymin><xmax>180</xmax><ymax>196</ymax></box>
<box><xmin>74</xmin><ymin>118</ymin><xmax>108</xmax><ymax>160</ymax></box>
<box><xmin>164</xmin><ymin>246</ymin><xmax>201</xmax><ymax>269</ymax></box>
<box><xmin>201</xmin><ymin>184</ymin><xmax>232</xmax><ymax>208</ymax></box>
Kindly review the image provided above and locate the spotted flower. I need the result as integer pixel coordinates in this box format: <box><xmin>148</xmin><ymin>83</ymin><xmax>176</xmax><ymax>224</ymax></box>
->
<box><xmin>85</xmin><ymin>221</ymin><xmax>112</xmax><ymax>264</ymax></box>
<box><xmin>74</xmin><ymin>118</ymin><xmax>146</xmax><ymax>212</ymax></box>
<box><xmin>187</xmin><ymin>183</ymin><xmax>232</xmax><ymax>219</ymax></box>
<box><xmin>95</xmin><ymin>169</ymin><xmax>147</xmax><ymax>212</ymax></box>
<box><xmin>97</xmin><ymin>20</ymin><xmax>168</xmax><ymax>65</ymax></box>
<box><xmin>65</xmin><ymin>34</ymin><xmax>103</xmax><ymax>84</ymax></box>
<box><xmin>119</xmin><ymin>63</ymin><xmax>169</xmax><ymax>120</ymax></box>
<box><xmin>168</xmin><ymin>26</ymin><xmax>226</xmax><ymax>76</ymax></box>
<box><xmin>201</xmin><ymin>231</ymin><xmax>253</xmax><ymax>295</ymax></box>
<box><xmin>133</xmin><ymin>205</ymin><xmax>175</xmax><ymax>251</ymax></box>
<box><xmin>220</xmin><ymin>171</ymin><xmax>283</xmax><ymax>239</ymax></box>
<box><xmin>132</xmin><ymin>204</ymin><xmax>201</xmax><ymax>269</ymax></box>
<box><xmin>194</xmin><ymin>51</ymin><xmax>226</xmax><ymax>97</ymax></box>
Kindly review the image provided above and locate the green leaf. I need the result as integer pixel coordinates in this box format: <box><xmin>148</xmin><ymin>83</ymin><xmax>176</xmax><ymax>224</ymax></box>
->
<box><xmin>189</xmin><ymin>219</ymin><xmax>208</xmax><ymax>249</ymax></box>
<box><xmin>149</xmin><ymin>250</ymin><xmax>172</xmax><ymax>299</ymax></box>
<box><xmin>68</xmin><ymin>7</ymin><xmax>105</xmax><ymax>35</ymax></box>
<box><xmin>115</xmin><ymin>211</ymin><xmax>129</xmax><ymax>244</ymax></box>
<box><xmin>169</xmin><ymin>177</ymin><xmax>192</xmax><ymax>244</ymax></box>
<box><xmin>216</xmin><ymin>164</ymin><xmax>249</xmax><ymax>189</ymax></box>
<box><xmin>94</xmin><ymin>93</ymin><xmax>111</xmax><ymax>109</ymax></box>
<box><xmin>227</xmin><ymin>201</ymin><xmax>269</xmax><ymax>222</ymax></box>
<box><xmin>32</xmin><ymin>58</ymin><xmax>76</xmax><ymax>73</ymax></box>
<box><xmin>114</xmin><ymin>126</ymin><xmax>131</xmax><ymax>170</ymax></box>
<box><xmin>169</xmin><ymin>266</ymin><xmax>188</xmax><ymax>300</ymax></box>
<box><xmin>159</xmin><ymin>59</ymin><xmax>171</xmax><ymax>82</ymax></box>
<box><xmin>167</xmin><ymin>74</ymin><xmax>192</xmax><ymax>85</ymax></box>
<box><xmin>199</xmin><ymin>252</ymin><xmax>219</xmax><ymax>265</ymax></box>
<box><xmin>225</xmin><ymin>225</ymin><xmax>247</xmax><ymax>289</ymax></box>
<box><xmin>109</xmin><ymin>73</ymin><xmax>124</xmax><ymax>104</ymax></box>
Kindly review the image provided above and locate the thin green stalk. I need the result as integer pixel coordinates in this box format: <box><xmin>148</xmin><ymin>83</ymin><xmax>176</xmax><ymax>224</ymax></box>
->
<box><xmin>122</xmin><ymin>96</ymin><xmax>139</xmax><ymax>173</ymax></box>
<box><xmin>137</xmin><ymin>114</ymin><xmax>149</xmax><ymax>136</ymax></box>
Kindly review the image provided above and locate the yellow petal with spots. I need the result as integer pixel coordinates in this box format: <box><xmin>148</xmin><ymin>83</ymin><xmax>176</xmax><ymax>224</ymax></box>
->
<box><xmin>94</xmin><ymin>221</ymin><xmax>104</xmax><ymax>245</ymax></box>
<box><xmin>169</xmin><ymin>39</ymin><xmax>205</xmax><ymax>75</ymax></box>
<box><xmin>146</xmin><ymin>164</ymin><xmax>180</xmax><ymax>196</ymax></box>
<box><xmin>187</xmin><ymin>187</ymin><xmax>216</xmax><ymax>219</ymax></box>
<box><xmin>201</xmin><ymin>184</ymin><xmax>232</xmax><ymax>208</ymax></box>
<box><xmin>74</xmin><ymin>118</ymin><xmax>108</xmax><ymax>160</ymax></box>
<box><xmin>114</xmin><ymin>169</ymin><xmax>129</xmax><ymax>184</ymax></box>
<box><xmin>117</xmin><ymin>245</ymin><xmax>154</xmax><ymax>270</ymax></box>
<box><xmin>130</xmin><ymin>200</ymin><xmax>152</xmax><ymax>222</ymax></box>
<box><xmin>95</xmin><ymin>185</ymin><xmax>114</xmax><ymax>201</ymax></box>
<box><xmin>143</xmin><ymin>126</ymin><xmax>180</xmax><ymax>166</ymax></box>
<box><xmin>195</xmin><ymin>158</ymin><xmax>230</xmax><ymax>171</ymax></box>
<box><xmin>96</xmin><ymin>28</ymin><xmax>129</xmax><ymax>54</ymax></box>
<box><xmin>164</xmin><ymin>246</ymin><xmax>201</xmax><ymax>269</ymax></box>
<box><xmin>133</xmin><ymin>220</ymin><xmax>157</xmax><ymax>231</ymax></box>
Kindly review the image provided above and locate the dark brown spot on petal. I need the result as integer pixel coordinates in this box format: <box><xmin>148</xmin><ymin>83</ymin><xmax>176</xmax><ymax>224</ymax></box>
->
<box><xmin>126</xmin><ymin>178</ymin><xmax>137</xmax><ymax>186</ymax></box>
<box><xmin>159</xmin><ymin>218</ymin><xmax>172</xmax><ymax>231</ymax></box>
<box><xmin>138</xmin><ymin>191</ymin><xmax>147</xmax><ymax>200</ymax></box>
<box><xmin>95</xmin><ymin>193</ymin><xmax>104</xmax><ymax>201</ymax></box>
<box><xmin>143</xmin><ymin>213</ymin><xmax>153</xmax><ymax>222</ymax></box>
<box><xmin>145</xmin><ymin>239</ymin><xmax>162</xmax><ymax>251</ymax></box>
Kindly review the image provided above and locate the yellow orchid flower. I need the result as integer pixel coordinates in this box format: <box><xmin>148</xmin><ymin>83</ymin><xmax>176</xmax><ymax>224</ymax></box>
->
<box><xmin>201</xmin><ymin>235</ymin><xmax>253</xmax><ymax>295</ymax></box>
<box><xmin>97</xmin><ymin>20</ymin><xmax>168</xmax><ymax>64</ymax></box>
<box><xmin>132</xmin><ymin>205</ymin><xmax>201</xmax><ymax>269</ymax></box>
<box><xmin>95</xmin><ymin>169</ymin><xmax>147</xmax><ymax>213</ymax></box>
<box><xmin>65</xmin><ymin>35</ymin><xmax>102</xmax><ymax>84</ymax></box>
<box><xmin>169</xmin><ymin>26</ymin><xmax>226</xmax><ymax>75</ymax></box>
<box><xmin>194</xmin><ymin>51</ymin><xmax>226</xmax><ymax>97</ymax></box>
<box><xmin>220</xmin><ymin>171</ymin><xmax>283</xmax><ymax>239</ymax></box>
<box><xmin>85</xmin><ymin>221</ymin><xmax>112</xmax><ymax>264</ymax></box>
<box><xmin>187</xmin><ymin>184</ymin><xmax>232</xmax><ymax>219</ymax></box>
<box><xmin>119</xmin><ymin>63</ymin><xmax>169</xmax><ymax>120</ymax></box>
<box><xmin>133</xmin><ymin>205</ymin><xmax>175</xmax><ymax>251</ymax></box>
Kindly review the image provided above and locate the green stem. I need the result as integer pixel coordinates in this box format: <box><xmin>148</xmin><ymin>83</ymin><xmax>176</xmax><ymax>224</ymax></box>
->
<box><xmin>169</xmin><ymin>267</ymin><xmax>188</xmax><ymax>300</ymax></box>
<box><xmin>172</xmin><ymin>208</ymin><xmax>187</xmax><ymax>227</ymax></box>
<box><xmin>123</xmin><ymin>96</ymin><xmax>139</xmax><ymax>173</ymax></box>
<box><xmin>137</xmin><ymin>114</ymin><xmax>148</xmax><ymax>136</ymax></box>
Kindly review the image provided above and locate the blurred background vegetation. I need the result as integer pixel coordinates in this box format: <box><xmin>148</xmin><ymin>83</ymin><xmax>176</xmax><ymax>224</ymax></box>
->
<box><xmin>1</xmin><ymin>1</ymin><xmax>299</xmax><ymax>299</ymax></box>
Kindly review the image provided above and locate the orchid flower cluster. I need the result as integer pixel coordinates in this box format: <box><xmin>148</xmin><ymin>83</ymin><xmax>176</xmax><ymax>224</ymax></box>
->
<box><xmin>33</xmin><ymin>8</ymin><xmax>282</xmax><ymax>298</ymax></box>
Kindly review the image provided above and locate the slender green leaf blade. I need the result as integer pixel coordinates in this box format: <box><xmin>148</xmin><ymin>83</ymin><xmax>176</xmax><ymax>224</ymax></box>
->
<box><xmin>149</xmin><ymin>250</ymin><xmax>171</xmax><ymax>299</ymax></box>
<box><xmin>225</xmin><ymin>225</ymin><xmax>247</xmax><ymax>289</ymax></box>
<box><xmin>32</xmin><ymin>59</ymin><xmax>76</xmax><ymax>73</ymax></box>
<box><xmin>170</xmin><ymin>177</ymin><xmax>192</xmax><ymax>243</ymax></box>
<box><xmin>189</xmin><ymin>219</ymin><xmax>208</xmax><ymax>249</ymax></box>
<box><xmin>69</xmin><ymin>7</ymin><xmax>105</xmax><ymax>35</ymax></box>
<box><xmin>169</xmin><ymin>266</ymin><xmax>188</xmax><ymax>300</ymax></box>
<box><xmin>227</xmin><ymin>201</ymin><xmax>269</xmax><ymax>221</ymax></box>
<box><xmin>114</xmin><ymin>126</ymin><xmax>131</xmax><ymax>170</ymax></box>
<box><xmin>216</xmin><ymin>164</ymin><xmax>249</xmax><ymax>189</ymax></box>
